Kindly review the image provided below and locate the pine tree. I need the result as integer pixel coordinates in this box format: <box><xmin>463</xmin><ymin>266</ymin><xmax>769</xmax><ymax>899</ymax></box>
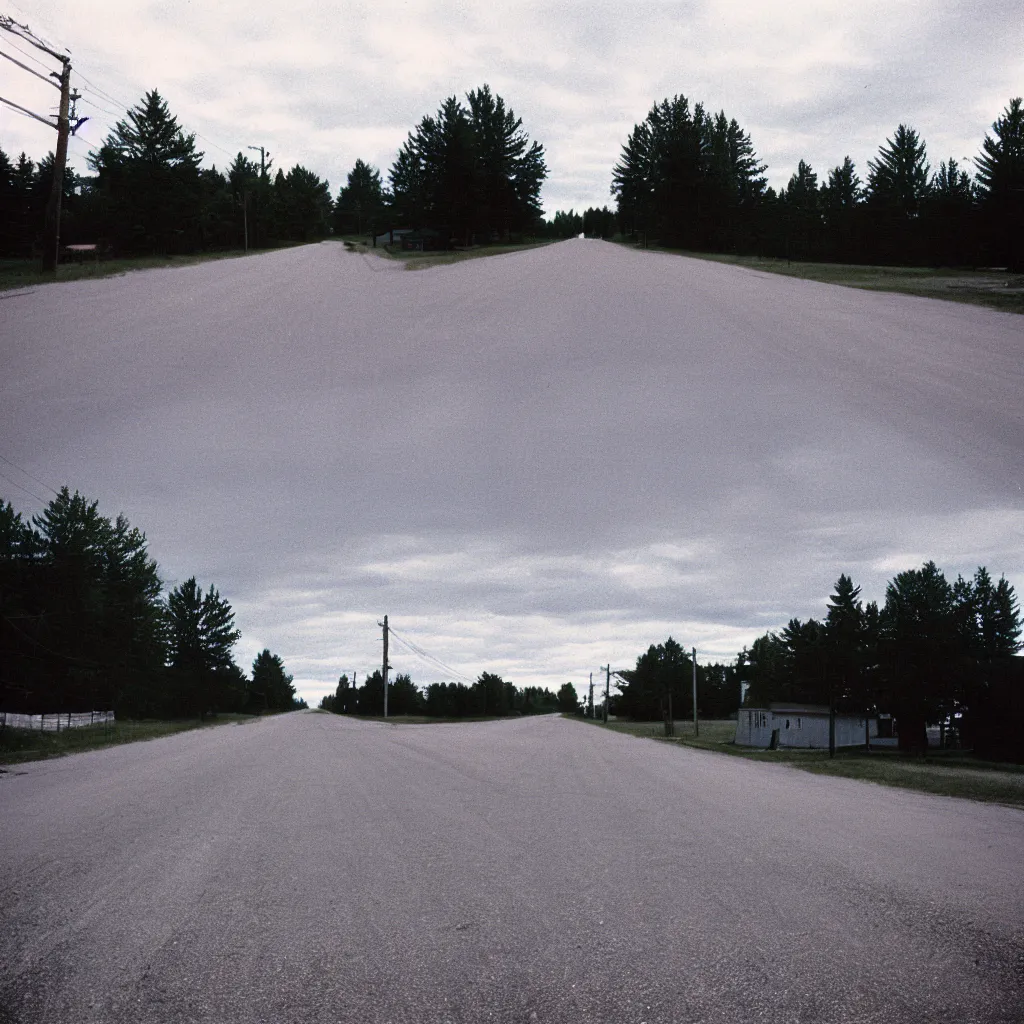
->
<box><xmin>880</xmin><ymin>561</ymin><xmax>958</xmax><ymax>751</ymax></box>
<box><xmin>166</xmin><ymin>577</ymin><xmax>241</xmax><ymax>717</ymax></box>
<box><xmin>821</xmin><ymin>156</ymin><xmax>862</xmax><ymax>261</ymax></box>
<box><xmin>866</xmin><ymin>124</ymin><xmax>930</xmax><ymax>264</ymax></box>
<box><xmin>784</xmin><ymin>160</ymin><xmax>821</xmax><ymax>259</ymax></box>
<box><xmin>974</xmin><ymin>97</ymin><xmax>1024</xmax><ymax>271</ymax></box>
<box><xmin>334</xmin><ymin>159</ymin><xmax>385</xmax><ymax>237</ymax></box>
<box><xmin>923</xmin><ymin>157</ymin><xmax>977</xmax><ymax>266</ymax></box>
<box><xmin>250</xmin><ymin>649</ymin><xmax>297</xmax><ymax>712</ymax></box>
<box><xmin>89</xmin><ymin>90</ymin><xmax>204</xmax><ymax>253</ymax></box>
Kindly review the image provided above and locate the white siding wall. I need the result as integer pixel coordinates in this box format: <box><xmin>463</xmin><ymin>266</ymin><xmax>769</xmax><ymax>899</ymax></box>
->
<box><xmin>735</xmin><ymin>710</ymin><xmax>879</xmax><ymax>748</ymax></box>
<box><xmin>734</xmin><ymin>708</ymin><xmax>774</xmax><ymax>746</ymax></box>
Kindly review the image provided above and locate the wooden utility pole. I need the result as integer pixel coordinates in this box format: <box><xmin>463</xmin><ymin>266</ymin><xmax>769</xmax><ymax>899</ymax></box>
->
<box><xmin>0</xmin><ymin>16</ymin><xmax>78</xmax><ymax>275</ymax></box>
<box><xmin>382</xmin><ymin>615</ymin><xmax>389</xmax><ymax>718</ymax></box>
<box><xmin>604</xmin><ymin>664</ymin><xmax>610</xmax><ymax>723</ymax></box>
<box><xmin>41</xmin><ymin>59</ymin><xmax>71</xmax><ymax>273</ymax></box>
<box><xmin>692</xmin><ymin>647</ymin><xmax>698</xmax><ymax>738</ymax></box>
<box><xmin>589</xmin><ymin>672</ymin><xmax>594</xmax><ymax>718</ymax></box>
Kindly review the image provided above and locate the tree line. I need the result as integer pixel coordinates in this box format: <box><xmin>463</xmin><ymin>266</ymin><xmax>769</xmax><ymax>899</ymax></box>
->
<box><xmin>611</xmin><ymin>562</ymin><xmax>1022</xmax><ymax>761</ymax></box>
<box><xmin>1</xmin><ymin>84</ymin><xmax>547</xmax><ymax>260</ymax></box>
<box><xmin>319</xmin><ymin>670</ymin><xmax>578</xmax><ymax>719</ymax></box>
<box><xmin>1</xmin><ymin>91</ymin><xmax>333</xmax><ymax>258</ymax></box>
<box><xmin>0</xmin><ymin>488</ymin><xmax>305</xmax><ymax>718</ymax></box>
<box><xmin>6</xmin><ymin>85</ymin><xmax>1019</xmax><ymax>270</ymax></box>
<box><xmin>607</xmin><ymin>94</ymin><xmax>1023</xmax><ymax>270</ymax></box>
<box><xmin>736</xmin><ymin>564</ymin><xmax>1021</xmax><ymax>758</ymax></box>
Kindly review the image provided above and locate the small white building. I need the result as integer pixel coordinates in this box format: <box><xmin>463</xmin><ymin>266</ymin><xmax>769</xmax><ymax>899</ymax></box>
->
<box><xmin>735</xmin><ymin>703</ymin><xmax>881</xmax><ymax>749</ymax></box>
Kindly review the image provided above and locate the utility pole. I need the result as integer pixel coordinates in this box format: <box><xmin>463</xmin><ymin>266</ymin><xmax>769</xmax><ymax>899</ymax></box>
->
<box><xmin>604</xmin><ymin>664</ymin><xmax>610</xmax><ymax>724</ymax></box>
<box><xmin>381</xmin><ymin>614</ymin><xmax>389</xmax><ymax>718</ymax></box>
<box><xmin>247</xmin><ymin>146</ymin><xmax>269</xmax><ymax>247</ymax></box>
<box><xmin>589</xmin><ymin>672</ymin><xmax>594</xmax><ymax>718</ymax></box>
<box><xmin>1</xmin><ymin>16</ymin><xmax>81</xmax><ymax>275</ymax></box>
<box><xmin>247</xmin><ymin>144</ymin><xmax>269</xmax><ymax>179</ymax></box>
<box><xmin>692</xmin><ymin>647</ymin><xmax>698</xmax><ymax>738</ymax></box>
<box><xmin>41</xmin><ymin>60</ymin><xmax>71</xmax><ymax>273</ymax></box>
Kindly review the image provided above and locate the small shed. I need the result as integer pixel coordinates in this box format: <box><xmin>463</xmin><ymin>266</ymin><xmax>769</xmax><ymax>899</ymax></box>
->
<box><xmin>735</xmin><ymin>703</ymin><xmax>881</xmax><ymax>749</ymax></box>
<box><xmin>374</xmin><ymin>228</ymin><xmax>413</xmax><ymax>246</ymax></box>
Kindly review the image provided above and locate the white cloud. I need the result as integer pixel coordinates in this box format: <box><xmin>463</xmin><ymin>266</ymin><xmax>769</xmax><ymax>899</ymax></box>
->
<box><xmin>4</xmin><ymin>0</ymin><xmax>1020</xmax><ymax>209</ymax></box>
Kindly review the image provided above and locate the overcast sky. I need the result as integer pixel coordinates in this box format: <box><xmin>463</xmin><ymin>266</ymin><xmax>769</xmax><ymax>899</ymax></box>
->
<box><xmin>2</xmin><ymin>0</ymin><xmax>1022</xmax><ymax>212</ymax></box>
<box><xmin>4</xmin><ymin>241</ymin><xmax>1023</xmax><ymax>706</ymax></box>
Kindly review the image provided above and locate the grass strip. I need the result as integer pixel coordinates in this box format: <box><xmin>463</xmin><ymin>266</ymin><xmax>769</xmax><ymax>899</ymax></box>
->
<box><xmin>0</xmin><ymin>246</ymin><xmax>302</xmax><ymax>292</ymax></box>
<box><xmin>0</xmin><ymin>714</ymin><xmax>254</xmax><ymax>765</ymax></box>
<box><xmin>620</xmin><ymin>244</ymin><xmax>1024</xmax><ymax>314</ymax></box>
<box><xmin>569</xmin><ymin>715</ymin><xmax>1024</xmax><ymax>807</ymax></box>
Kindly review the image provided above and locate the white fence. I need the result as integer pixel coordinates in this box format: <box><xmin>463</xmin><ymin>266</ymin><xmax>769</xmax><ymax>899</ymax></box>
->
<box><xmin>0</xmin><ymin>710</ymin><xmax>115</xmax><ymax>731</ymax></box>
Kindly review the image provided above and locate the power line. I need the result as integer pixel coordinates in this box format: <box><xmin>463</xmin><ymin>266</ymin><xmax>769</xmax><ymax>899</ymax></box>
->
<box><xmin>0</xmin><ymin>469</ymin><xmax>48</xmax><ymax>505</ymax></box>
<box><xmin>386</xmin><ymin>625</ymin><xmax>474</xmax><ymax>683</ymax></box>
<box><xmin>0</xmin><ymin>453</ymin><xmax>60</xmax><ymax>497</ymax></box>
<box><xmin>0</xmin><ymin>29</ymin><xmax>53</xmax><ymax>71</ymax></box>
<box><xmin>0</xmin><ymin>92</ymin><xmax>55</xmax><ymax>128</ymax></box>
<box><xmin>70</xmin><ymin>69</ymin><xmax>128</xmax><ymax>112</ymax></box>
<box><xmin>0</xmin><ymin>44</ymin><xmax>60</xmax><ymax>87</ymax></box>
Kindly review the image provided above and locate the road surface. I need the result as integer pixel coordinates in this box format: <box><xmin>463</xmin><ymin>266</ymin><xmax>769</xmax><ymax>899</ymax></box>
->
<box><xmin>2</xmin><ymin>713</ymin><xmax>1022</xmax><ymax>1022</ymax></box>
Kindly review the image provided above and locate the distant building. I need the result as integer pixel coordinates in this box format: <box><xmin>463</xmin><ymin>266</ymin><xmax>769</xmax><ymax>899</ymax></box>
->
<box><xmin>374</xmin><ymin>228</ymin><xmax>413</xmax><ymax>246</ymax></box>
<box><xmin>735</xmin><ymin>703</ymin><xmax>891</xmax><ymax>749</ymax></box>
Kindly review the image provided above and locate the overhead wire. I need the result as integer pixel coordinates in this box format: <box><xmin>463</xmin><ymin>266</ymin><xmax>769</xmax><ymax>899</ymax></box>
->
<box><xmin>0</xmin><ymin>453</ymin><xmax>60</xmax><ymax>497</ymax></box>
<box><xmin>0</xmin><ymin>95</ymin><xmax>52</xmax><ymax>125</ymax></box>
<box><xmin>0</xmin><ymin>44</ymin><xmax>60</xmax><ymax>87</ymax></box>
<box><xmin>386</xmin><ymin>625</ymin><xmax>474</xmax><ymax>683</ymax></box>
<box><xmin>0</xmin><ymin>469</ymin><xmax>48</xmax><ymax>506</ymax></box>
<box><xmin>0</xmin><ymin>30</ymin><xmax>54</xmax><ymax>72</ymax></box>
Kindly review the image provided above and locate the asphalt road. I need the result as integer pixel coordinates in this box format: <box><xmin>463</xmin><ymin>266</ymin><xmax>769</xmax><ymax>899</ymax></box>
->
<box><xmin>1</xmin><ymin>713</ymin><xmax>1022</xmax><ymax>1023</ymax></box>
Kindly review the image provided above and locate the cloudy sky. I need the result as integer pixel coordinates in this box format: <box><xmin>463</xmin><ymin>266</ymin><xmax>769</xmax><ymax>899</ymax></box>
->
<box><xmin>2</xmin><ymin>0</ymin><xmax>1022</xmax><ymax>213</ymax></box>
<box><xmin>4</xmin><ymin>241</ymin><xmax>1023</xmax><ymax>706</ymax></box>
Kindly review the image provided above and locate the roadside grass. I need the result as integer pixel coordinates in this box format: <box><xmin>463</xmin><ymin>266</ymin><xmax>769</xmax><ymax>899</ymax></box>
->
<box><xmin>0</xmin><ymin>246</ymin><xmax>297</xmax><ymax>292</ymax></box>
<box><xmin>569</xmin><ymin>715</ymin><xmax>1024</xmax><ymax>807</ymax></box>
<box><xmin>620</xmin><ymin>243</ymin><xmax>1024</xmax><ymax>314</ymax></box>
<box><xmin>0</xmin><ymin>714</ymin><xmax>254</xmax><ymax>766</ymax></box>
<box><xmin>338</xmin><ymin>237</ymin><xmax>552</xmax><ymax>270</ymax></box>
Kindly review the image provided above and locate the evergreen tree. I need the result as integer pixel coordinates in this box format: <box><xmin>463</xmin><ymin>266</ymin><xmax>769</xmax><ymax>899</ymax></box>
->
<box><xmin>974</xmin><ymin>97</ymin><xmax>1024</xmax><ymax>271</ymax></box>
<box><xmin>784</xmin><ymin>160</ymin><xmax>821</xmax><ymax>260</ymax></box>
<box><xmin>269</xmin><ymin>165</ymin><xmax>332</xmax><ymax>242</ymax></box>
<box><xmin>825</xmin><ymin>574</ymin><xmax>868</xmax><ymax>714</ymax></box>
<box><xmin>389</xmin><ymin>85</ymin><xmax>547</xmax><ymax>243</ymax></box>
<box><xmin>388</xmin><ymin>672</ymin><xmax>423</xmax><ymax>716</ymax></box>
<box><xmin>556</xmin><ymin>682</ymin><xmax>580</xmax><ymax>713</ymax></box>
<box><xmin>467</xmin><ymin>84</ymin><xmax>546</xmax><ymax>239</ymax></box>
<box><xmin>617</xmin><ymin>637</ymin><xmax>693</xmax><ymax>720</ymax></box>
<box><xmin>333</xmin><ymin>159</ymin><xmax>385</xmax><ymax>237</ymax></box>
<box><xmin>89</xmin><ymin>90</ymin><xmax>204</xmax><ymax>253</ymax></box>
<box><xmin>611</xmin><ymin>119</ymin><xmax>655</xmax><ymax>239</ymax></box>
<box><xmin>166</xmin><ymin>577</ymin><xmax>241</xmax><ymax>717</ymax></box>
<box><xmin>879</xmin><ymin>561</ymin><xmax>958</xmax><ymax>752</ymax></box>
<box><xmin>865</xmin><ymin>124</ymin><xmax>930</xmax><ymax>263</ymax></box>
<box><xmin>821</xmin><ymin>156</ymin><xmax>862</xmax><ymax>261</ymax></box>
<box><xmin>250</xmin><ymin>649</ymin><xmax>297</xmax><ymax>712</ymax></box>
<box><xmin>611</xmin><ymin>95</ymin><xmax>765</xmax><ymax>251</ymax></box>
<box><xmin>0</xmin><ymin>489</ymin><xmax>165</xmax><ymax>715</ymax></box>
<box><xmin>924</xmin><ymin>157</ymin><xmax>977</xmax><ymax>266</ymax></box>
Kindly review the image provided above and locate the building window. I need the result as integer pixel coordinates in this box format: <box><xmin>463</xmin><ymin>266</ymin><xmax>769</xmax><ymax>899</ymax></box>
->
<box><xmin>786</xmin><ymin>719</ymin><xmax>790</xmax><ymax>729</ymax></box>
